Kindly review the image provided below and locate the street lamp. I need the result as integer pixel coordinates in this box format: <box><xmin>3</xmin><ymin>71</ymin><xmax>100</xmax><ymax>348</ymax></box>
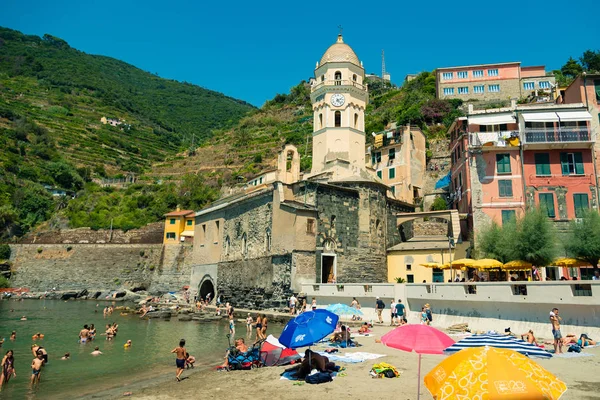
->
<box><xmin>448</xmin><ymin>235</ymin><xmax>455</xmax><ymax>281</ymax></box>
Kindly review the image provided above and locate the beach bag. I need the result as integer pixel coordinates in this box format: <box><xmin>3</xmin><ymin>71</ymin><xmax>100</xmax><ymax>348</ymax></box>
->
<box><xmin>305</xmin><ymin>372</ymin><xmax>333</xmax><ymax>384</ymax></box>
<box><xmin>371</xmin><ymin>362</ymin><xmax>399</xmax><ymax>378</ymax></box>
<box><xmin>568</xmin><ymin>344</ymin><xmax>582</xmax><ymax>353</ymax></box>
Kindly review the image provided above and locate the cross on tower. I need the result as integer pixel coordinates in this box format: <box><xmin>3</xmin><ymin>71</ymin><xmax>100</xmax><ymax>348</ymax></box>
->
<box><xmin>338</xmin><ymin>25</ymin><xmax>343</xmax><ymax>36</ymax></box>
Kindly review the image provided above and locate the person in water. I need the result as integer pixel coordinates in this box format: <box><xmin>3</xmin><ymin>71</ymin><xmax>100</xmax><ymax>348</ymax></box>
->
<box><xmin>1</xmin><ymin>350</ymin><xmax>16</xmax><ymax>389</ymax></box>
<box><xmin>61</xmin><ymin>353</ymin><xmax>70</xmax><ymax>360</ymax></box>
<box><xmin>30</xmin><ymin>351</ymin><xmax>44</xmax><ymax>385</ymax></box>
<box><xmin>31</xmin><ymin>345</ymin><xmax>48</xmax><ymax>364</ymax></box>
<box><xmin>124</xmin><ymin>340</ymin><xmax>132</xmax><ymax>348</ymax></box>
<box><xmin>9</xmin><ymin>332</ymin><xmax>16</xmax><ymax>341</ymax></box>
<box><xmin>171</xmin><ymin>339</ymin><xmax>187</xmax><ymax>382</ymax></box>
<box><xmin>90</xmin><ymin>347</ymin><xmax>103</xmax><ymax>356</ymax></box>
<box><xmin>79</xmin><ymin>325</ymin><xmax>90</xmax><ymax>343</ymax></box>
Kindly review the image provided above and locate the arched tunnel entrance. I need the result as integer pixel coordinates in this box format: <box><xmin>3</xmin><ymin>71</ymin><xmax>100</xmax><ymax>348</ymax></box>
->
<box><xmin>198</xmin><ymin>275</ymin><xmax>216</xmax><ymax>302</ymax></box>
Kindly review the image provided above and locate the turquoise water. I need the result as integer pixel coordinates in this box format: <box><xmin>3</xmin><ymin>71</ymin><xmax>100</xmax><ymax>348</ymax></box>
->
<box><xmin>0</xmin><ymin>300</ymin><xmax>275</xmax><ymax>399</ymax></box>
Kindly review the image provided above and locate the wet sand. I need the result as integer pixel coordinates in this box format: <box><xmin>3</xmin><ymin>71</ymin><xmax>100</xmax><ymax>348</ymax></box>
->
<box><xmin>130</xmin><ymin>324</ymin><xmax>600</xmax><ymax>400</ymax></box>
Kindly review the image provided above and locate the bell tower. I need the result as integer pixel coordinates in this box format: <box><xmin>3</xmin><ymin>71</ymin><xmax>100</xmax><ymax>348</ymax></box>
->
<box><xmin>307</xmin><ymin>34</ymin><xmax>369</xmax><ymax>181</ymax></box>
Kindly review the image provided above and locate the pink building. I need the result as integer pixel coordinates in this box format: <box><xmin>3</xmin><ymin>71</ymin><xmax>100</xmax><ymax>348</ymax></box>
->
<box><xmin>437</xmin><ymin>62</ymin><xmax>556</xmax><ymax>103</ymax></box>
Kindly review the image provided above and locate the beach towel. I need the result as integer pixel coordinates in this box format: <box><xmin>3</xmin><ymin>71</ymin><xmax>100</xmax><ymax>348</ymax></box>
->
<box><xmin>371</xmin><ymin>362</ymin><xmax>400</xmax><ymax>378</ymax></box>
<box><xmin>316</xmin><ymin>351</ymin><xmax>385</xmax><ymax>363</ymax></box>
<box><xmin>328</xmin><ymin>341</ymin><xmax>361</xmax><ymax>348</ymax></box>
<box><xmin>280</xmin><ymin>371</ymin><xmax>300</xmax><ymax>380</ymax></box>
<box><xmin>553</xmin><ymin>352</ymin><xmax>595</xmax><ymax>358</ymax></box>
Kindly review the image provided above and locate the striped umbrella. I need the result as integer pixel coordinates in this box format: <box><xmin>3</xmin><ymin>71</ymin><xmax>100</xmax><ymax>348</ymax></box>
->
<box><xmin>444</xmin><ymin>334</ymin><xmax>551</xmax><ymax>359</ymax></box>
<box><xmin>326</xmin><ymin>303</ymin><xmax>364</xmax><ymax>317</ymax></box>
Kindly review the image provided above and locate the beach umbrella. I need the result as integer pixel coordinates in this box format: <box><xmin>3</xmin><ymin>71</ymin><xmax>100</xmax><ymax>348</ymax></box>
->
<box><xmin>279</xmin><ymin>309</ymin><xmax>338</xmax><ymax>349</ymax></box>
<box><xmin>440</xmin><ymin>264</ymin><xmax>465</xmax><ymax>271</ymax></box>
<box><xmin>326</xmin><ymin>303</ymin><xmax>363</xmax><ymax>317</ymax></box>
<box><xmin>503</xmin><ymin>260</ymin><xmax>533</xmax><ymax>271</ymax></box>
<box><xmin>472</xmin><ymin>258</ymin><xmax>503</xmax><ymax>270</ymax></box>
<box><xmin>381</xmin><ymin>324</ymin><xmax>455</xmax><ymax>400</ymax></box>
<box><xmin>444</xmin><ymin>334</ymin><xmax>551</xmax><ymax>359</ymax></box>
<box><xmin>450</xmin><ymin>258</ymin><xmax>475</xmax><ymax>267</ymax></box>
<box><xmin>425</xmin><ymin>346</ymin><xmax>567</xmax><ymax>400</ymax></box>
<box><xmin>552</xmin><ymin>258</ymin><xmax>590</xmax><ymax>267</ymax></box>
<box><xmin>420</xmin><ymin>262</ymin><xmax>443</xmax><ymax>268</ymax></box>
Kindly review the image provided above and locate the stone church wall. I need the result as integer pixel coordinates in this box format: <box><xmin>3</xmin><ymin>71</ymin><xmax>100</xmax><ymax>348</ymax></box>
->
<box><xmin>216</xmin><ymin>254</ymin><xmax>293</xmax><ymax>310</ymax></box>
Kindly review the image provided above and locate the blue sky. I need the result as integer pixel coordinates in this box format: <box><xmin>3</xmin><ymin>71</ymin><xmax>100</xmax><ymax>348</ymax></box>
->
<box><xmin>1</xmin><ymin>0</ymin><xmax>598</xmax><ymax>107</ymax></box>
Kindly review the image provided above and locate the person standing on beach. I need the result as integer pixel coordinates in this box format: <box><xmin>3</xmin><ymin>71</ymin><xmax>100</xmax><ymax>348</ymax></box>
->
<box><xmin>390</xmin><ymin>299</ymin><xmax>397</xmax><ymax>326</ymax></box>
<box><xmin>375</xmin><ymin>297</ymin><xmax>385</xmax><ymax>324</ymax></box>
<box><xmin>425</xmin><ymin>304</ymin><xmax>433</xmax><ymax>326</ymax></box>
<box><xmin>395</xmin><ymin>299</ymin><xmax>406</xmax><ymax>325</ymax></box>
<box><xmin>255</xmin><ymin>314</ymin><xmax>263</xmax><ymax>342</ymax></box>
<box><xmin>246</xmin><ymin>313</ymin><xmax>253</xmax><ymax>334</ymax></box>
<box><xmin>261</xmin><ymin>315</ymin><xmax>268</xmax><ymax>339</ymax></box>
<box><xmin>228</xmin><ymin>314</ymin><xmax>235</xmax><ymax>336</ymax></box>
<box><xmin>550</xmin><ymin>308</ymin><xmax>563</xmax><ymax>354</ymax></box>
<box><xmin>311</xmin><ymin>297</ymin><xmax>317</xmax><ymax>311</ymax></box>
<box><xmin>289</xmin><ymin>294</ymin><xmax>297</xmax><ymax>315</ymax></box>
<box><xmin>171</xmin><ymin>339</ymin><xmax>187</xmax><ymax>382</ymax></box>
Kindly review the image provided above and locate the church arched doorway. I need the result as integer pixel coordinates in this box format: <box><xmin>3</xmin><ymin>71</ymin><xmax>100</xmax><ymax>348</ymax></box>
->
<box><xmin>198</xmin><ymin>275</ymin><xmax>216</xmax><ymax>302</ymax></box>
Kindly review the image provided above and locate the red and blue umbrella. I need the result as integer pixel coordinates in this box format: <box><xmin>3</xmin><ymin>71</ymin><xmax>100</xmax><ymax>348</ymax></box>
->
<box><xmin>279</xmin><ymin>309</ymin><xmax>339</xmax><ymax>349</ymax></box>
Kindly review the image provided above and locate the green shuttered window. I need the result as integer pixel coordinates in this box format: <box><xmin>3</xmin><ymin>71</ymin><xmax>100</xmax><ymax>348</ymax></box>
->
<box><xmin>496</xmin><ymin>154</ymin><xmax>511</xmax><ymax>174</ymax></box>
<box><xmin>573</xmin><ymin>194</ymin><xmax>589</xmax><ymax>218</ymax></box>
<box><xmin>498</xmin><ymin>180</ymin><xmax>513</xmax><ymax>197</ymax></box>
<box><xmin>560</xmin><ymin>152</ymin><xmax>584</xmax><ymax>175</ymax></box>
<box><xmin>501</xmin><ymin>210</ymin><xmax>516</xmax><ymax>225</ymax></box>
<box><xmin>534</xmin><ymin>153</ymin><xmax>551</xmax><ymax>176</ymax></box>
<box><xmin>539</xmin><ymin>193</ymin><xmax>555</xmax><ymax>218</ymax></box>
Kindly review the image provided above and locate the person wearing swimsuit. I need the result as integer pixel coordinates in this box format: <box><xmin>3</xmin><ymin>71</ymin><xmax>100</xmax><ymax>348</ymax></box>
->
<box><xmin>171</xmin><ymin>339</ymin><xmax>187</xmax><ymax>382</ymax></box>
<box><xmin>261</xmin><ymin>315</ymin><xmax>268</xmax><ymax>339</ymax></box>
<box><xmin>255</xmin><ymin>315</ymin><xmax>263</xmax><ymax>342</ymax></box>
<box><xmin>30</xmin><ymin>351</ymin><xmax>44</xmax><ymax>385</ymax></box>
<box><xmin>1</xmin><ymin>350</ymin><xmax>16</xmax><ymax>388</ymax></box>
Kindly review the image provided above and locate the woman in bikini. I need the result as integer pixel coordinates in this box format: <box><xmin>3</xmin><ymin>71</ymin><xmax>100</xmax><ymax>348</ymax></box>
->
<box><xmin>0</xmin><ymin>350</ymin><xmax>16</xmax><ymax>389</ymax></box>
<box><xmin>261</xmin><ymin>315</ymin><xmax>268</xmax><ymax>339</ymax></box>
<box><xmin>255</xmin><ymin>314</ymin><xmax>262</xmax><ymax>342</ymax></box>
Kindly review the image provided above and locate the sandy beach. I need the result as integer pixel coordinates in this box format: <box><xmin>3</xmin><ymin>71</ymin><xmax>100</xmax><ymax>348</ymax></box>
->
<box><xmin>131</xmin><ymin>324</ymin><xmax>600</xmax><ymax>400</ymax></box>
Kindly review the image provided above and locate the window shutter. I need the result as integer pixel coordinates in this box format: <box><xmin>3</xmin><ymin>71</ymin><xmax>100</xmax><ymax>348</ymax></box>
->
<box><xmin>574</xmin><ymin>152</ymin><xmax>584</xmax><ymax>175</ymax></box>
<box><xmin>560</xmin><ymin>153</ymin><xmax>569</xmax><ymax>175</ymax></box>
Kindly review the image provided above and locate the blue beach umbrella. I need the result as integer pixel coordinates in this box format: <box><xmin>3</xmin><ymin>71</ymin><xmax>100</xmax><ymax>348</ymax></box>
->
<box><xmin>326</xmin><ymin>303</ymin><xmax>364</xmax><ymax>317</ymax></box>
<box><xmin>444</xmin><ymin>334</ymin><xmax>552</xmax><ymax>358</ymax></box>
<box><xmin>279</xmin><ymin>309</ymin><xmax>339</xmax><ymax>349</ymax></box>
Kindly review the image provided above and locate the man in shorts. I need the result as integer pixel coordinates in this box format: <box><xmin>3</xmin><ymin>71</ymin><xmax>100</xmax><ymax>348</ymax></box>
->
<box><xmin>549</xmin><ymin>308</ymin><xmax>563</xmax><ymax>354</ymax></box>
<box><xmin>375</xmin><ymin>297</ymin><xmax>385</xmax><ymax>324</ymax></box>
<box><xmin>171</xmin><ymin>339</ymin><xmax>187</xmax><ymax>381</ymax></box>
<box><xmin>289</xmin><ymin>294</ymin><xmax>297</xmax><ymax>315</ymax></box>
<box><xmin>395</xmin><ymin>299</ymin><xmax>406</xmax><ymax>325</ymax></box>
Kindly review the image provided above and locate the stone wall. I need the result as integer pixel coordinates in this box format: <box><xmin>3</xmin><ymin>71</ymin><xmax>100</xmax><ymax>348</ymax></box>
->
<box><xmin>10</xmin><ymin>244</ymin><xmax>162</xmax><ymax>291</ymax></box>
<box><xmin>18</xmin><ymin>222</ymin><xmax>164</xmax><ymax>244</ymax></box>
<box><xmin>148</xmin><ymin>244</ymin><xmax>196</xmax><ymax>293</ymax></box>
<box><xmin>216</xmin><ymin>255</ymin><xmax>293</xmax><ymax>310</ymax></box>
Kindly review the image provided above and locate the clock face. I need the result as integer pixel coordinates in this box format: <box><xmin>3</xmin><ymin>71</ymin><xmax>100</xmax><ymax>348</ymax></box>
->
<box><xmin>330</xmin><ymin>93</ymin><xmax>345</xmax><ymax>107</ymax></box>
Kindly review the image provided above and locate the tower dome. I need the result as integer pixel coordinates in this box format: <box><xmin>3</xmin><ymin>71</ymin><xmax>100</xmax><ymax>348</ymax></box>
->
<box><xmin>319</xmin><ymin>34</ymin><xmax>360</xmax><ymax>67</ymax></box>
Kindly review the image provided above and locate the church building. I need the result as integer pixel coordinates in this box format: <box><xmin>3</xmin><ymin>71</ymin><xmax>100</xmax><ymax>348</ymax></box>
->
<box><xmin>179</xmin><ymin>35</ymin><xmax>423</xmax><ymax>309</ymax></box>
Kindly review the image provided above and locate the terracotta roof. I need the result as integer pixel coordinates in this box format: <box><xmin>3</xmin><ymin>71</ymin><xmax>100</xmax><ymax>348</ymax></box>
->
<box><xmin>164</xmin><ymin>210</ymin><xmax>195</xmax><ymax>217</ymax></box>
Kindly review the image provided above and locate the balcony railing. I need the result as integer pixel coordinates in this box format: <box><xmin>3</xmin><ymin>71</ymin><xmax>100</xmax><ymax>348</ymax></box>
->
<box><xmin>469</xmin><ymin>131</ymin><xmax>516</xmax><ymax>147</ymax></box>
<box><xmin>522</xmin><ymin>127</ymin><xmax>592</xmax><ymax>144</ymax></box>
<box><xmin>312</xmin><ymin>80</ymin><xmax>367</xmax><ymax>91</ymax></box>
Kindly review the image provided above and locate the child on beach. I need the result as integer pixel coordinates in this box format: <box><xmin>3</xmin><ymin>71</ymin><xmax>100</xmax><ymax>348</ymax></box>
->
<box><xmin>229</xmin><ymin>314</ymin><xmax>235</xmax><ymax>335</ymax></box>
<box><xmin>30</xmin><ymin>351</ymin><xmax>44</xmax><ymax>385</ymax></box>
<box><xmin>185</xmin><ymin>353</ymin><xmax>195</xmax><ymax>369</ymax></box>
<box><xmin>246</xmin><ymin>313</ymin><xmax>253</xmax><ymax>334</ymax></box>
<box><xmin>171</xmin><ymin>339</ymin><xmax>187</xmax><ymax>382</ymax></box>
<box><xmin>420</xmin><ymin>307</ymin><xmax>428</xmax><ymax>324</ymax></box>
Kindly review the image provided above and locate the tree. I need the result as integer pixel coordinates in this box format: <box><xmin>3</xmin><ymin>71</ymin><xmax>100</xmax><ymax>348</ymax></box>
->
<box><xmin>477</xmin><ymin>221</ymin><xmax>517</xmax><ymax>263</ymax></box>
<box><xmin>565</xmin><ymin>210</ymin><xmax>600</xmax><ymax>268</ymax></box>
<box><xmin>561</xmin><ymin>57</ymin><xmax>583</xmax><ymax>80</ymax></box>
<box><xmin>513</xmin><ymin>208</ymin><xmax>557</xmax><ymax>267</ymax></box>
<box><xmin>580</xmin><ymin>50</ymin><xmax>600</xmax><ymax>73</ymax></box>
<box><xmin>430</xmin><ymin>196</ymin><xmax>448</xmax><ymax>211</ymax></box>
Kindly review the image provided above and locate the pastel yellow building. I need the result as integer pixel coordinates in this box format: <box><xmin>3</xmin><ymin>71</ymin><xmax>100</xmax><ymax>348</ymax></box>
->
<box><xmin>387</xmin><ymin>236</ymin><xmax>468</xmax><ymax>283</ymax></box>
<box><xmin>163</xmin><ymin>209</ymin><xmax>195</xmax><ymax>244</ymax></box>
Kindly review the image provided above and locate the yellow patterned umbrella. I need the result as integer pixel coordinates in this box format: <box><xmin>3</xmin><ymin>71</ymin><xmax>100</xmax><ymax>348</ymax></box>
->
<box><xmin>472</xmin><ymin>258</ymin><xmax>503</xmax><ymax>270</ymax></box>
<box><xmin>552</xmin><ymin>258</ymin><xmax>590</xmax><ymax>267</ymax></box>
<box><xmin>450</xmin><ymin>258</ymin><xmax>475</xmax><ymax>267</ymax></box>
<box><xmin>425</xmin><ymin>346</ymin><xmax>567</xmax><ymax>400</ymax></box>
<box><xmin>420</xmin><ymin>262</ymin><xmax>443</xmax><ymax>268</ymax></box>
<box><xmin>503</xmin><ymin>260</ymin><xmax>533</xmax><ymax>271</ymax></box>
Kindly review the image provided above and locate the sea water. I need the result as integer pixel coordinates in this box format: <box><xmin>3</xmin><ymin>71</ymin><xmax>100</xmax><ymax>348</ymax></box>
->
<box><xmin>0</xmin><ymin>299</ymin><xmax>275</xmax><ymax>399</ymax></box>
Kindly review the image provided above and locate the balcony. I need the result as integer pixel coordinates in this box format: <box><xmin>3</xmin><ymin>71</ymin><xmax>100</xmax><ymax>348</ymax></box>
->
<box><xmin>311</xmin><ymin>79</ymin><xmax>367</xmax><ymax>92</ymax></box>
<box><xmin>522</xmin><ymin>127</ymin><xmax>592</xmax><ymax>145</ymax></box>
<box><xmin>469</xmin><ymin>131</ymin><xmax>517</xmax><ymax>148</ymax></box>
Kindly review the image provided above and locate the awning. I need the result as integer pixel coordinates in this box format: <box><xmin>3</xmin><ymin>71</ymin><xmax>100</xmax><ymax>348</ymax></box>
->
<box><xmin>556</xmin><ymin>111</ymin><xmax>592</xmax><ymax>122</ymax></box>
<box><xmin>521</xmin><ymin>112</ymin><xmax>559</xmax><ymax>122</ymax></box>
<box><xmin>468</xmin><ymin>114</ymin><xmax>516</xmax><ymax>125</ymax></box>
<box><xmin>180</xmin><ymin>231</ymin><xmax>195</xmax><ymax>237</ymax></box>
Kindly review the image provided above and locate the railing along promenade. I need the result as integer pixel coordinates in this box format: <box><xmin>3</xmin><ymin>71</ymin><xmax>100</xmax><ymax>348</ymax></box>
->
<box><xmin>301</xmin><ymin>281</ymin><xmax>600</xmax><ymax>337</ymax></box>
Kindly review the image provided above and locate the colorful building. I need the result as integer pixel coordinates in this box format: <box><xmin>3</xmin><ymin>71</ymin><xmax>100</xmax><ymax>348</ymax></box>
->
<box><xmin>448</xmin><ymin>102</ymin><xmax>596</xmax><ymax>248</ymax></box>
<box><xmin>163</xmin><ymin>209</ymin><xmax>195</xmax><ymax>244</ymax></box>
<box><xmin>436</xmin><ymin>62</ymin><xmax>556</xmax><ymax>103</ymax></box>
<box><xmin>366</xmin><ymin>124</ymin><xmax>426</xmax><ymax>203</ymax></box>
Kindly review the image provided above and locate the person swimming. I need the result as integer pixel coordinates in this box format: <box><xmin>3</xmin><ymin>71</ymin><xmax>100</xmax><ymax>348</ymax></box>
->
<box><xmin>61</xmin><ymin>353</ymin><xmax>70</xmax><ymax>360</ymax></box>
<box><xmin>124</xmin><ymin>340</ymin><xmax>132</xmax><ymax>348</ymax></box>
<box><xmin>91</xmin><ymin>347</ymin><xmax>103</xmax><ymax>356</ymax></box>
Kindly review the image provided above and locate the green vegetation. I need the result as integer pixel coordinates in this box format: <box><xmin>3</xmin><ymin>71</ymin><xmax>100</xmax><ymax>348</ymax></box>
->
<box><xmin>565</xmin><ymin>210</ymin><xmax>600</xmax><ymax>268</ymax></box>
<box><xmin>478</xmin><ymin>208</ymin><xmax>557</xmax><ymax>266</ymax></box>
<box><xmin>430</xmin><ymin>196</ymin><xmax>448</xmax><ymax>211</ymax></box>
<box><xmin>0</xmin><ymin>243</ymin><xmax>10</xmax><ymax>259</ymax></box>
<box><xmin>0</xmin><ymin>27</ymin><xmax>253</xmax><ymax>238</ymax></box>
<box><xmin>554</xmin><ymin>49</ymin><xmax>600</xmax><ymax>86</ymax></box>
<box><xmin>0</xmin><ymin>276</ymin><xmax>10</xmax><ymax>288</ymax></box>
